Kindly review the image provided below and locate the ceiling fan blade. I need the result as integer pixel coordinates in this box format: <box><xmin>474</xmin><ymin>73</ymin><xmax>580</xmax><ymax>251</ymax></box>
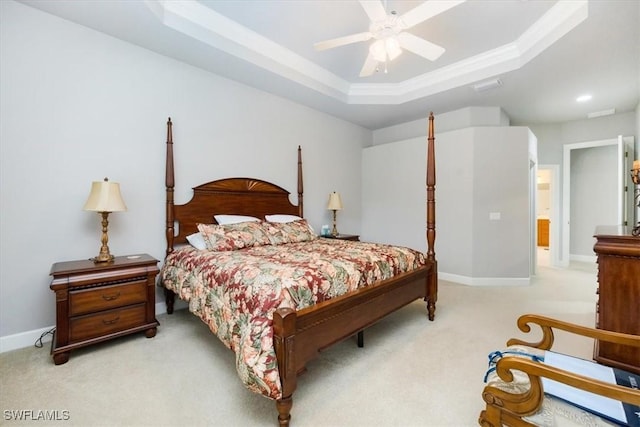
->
<box><xmin>359</xmin><ymin>53</ymin><xmax>378</xmax><ymax>77</ymax></box>
<box><xmin>359</xmin><ymin>0</ymin><xmax>388</xmax><ymax>23</ymax></box>
<box><xmin>397</xmin><ymin>32</ymin><xmax>445</xmax><ymax>61</ymax></box>
<box><xmin>314</xmin><ymin>32</ymin><xmax>373</xmax><ymax>51</ymax></box>
<box><xmin>400</xmin><ymin>0</ymin><xmax>466</xmax><ymax>29</ymax></box>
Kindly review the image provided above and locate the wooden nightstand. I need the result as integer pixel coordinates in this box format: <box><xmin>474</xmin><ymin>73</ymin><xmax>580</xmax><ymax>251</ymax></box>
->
<box><xmin>322</xmin><ymin>234</ymin><xmax>360</xmax><ymax>241</ymax></box>
<box><xmin>49</xmin><ymin>254</ymin><xmax>159</xmax><ymax>365</ymax></box>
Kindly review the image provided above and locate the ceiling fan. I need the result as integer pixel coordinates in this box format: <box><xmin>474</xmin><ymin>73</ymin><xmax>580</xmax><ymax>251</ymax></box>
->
<box><xmin>314</xmin><ymin>0</ymin><xmax>466</xmax><ymax>77</ymax></box>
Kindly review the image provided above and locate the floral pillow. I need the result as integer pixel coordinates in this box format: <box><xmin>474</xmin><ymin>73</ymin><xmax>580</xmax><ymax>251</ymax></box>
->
<box><xmin>263</xmin><ymin>219</ymin><xmax>317</xmax><ymax>244</ymax></box>
<box><xmin>197</xmin><ymin>221</ymin><xmax>271</xmax><ymax>251</ymax></box>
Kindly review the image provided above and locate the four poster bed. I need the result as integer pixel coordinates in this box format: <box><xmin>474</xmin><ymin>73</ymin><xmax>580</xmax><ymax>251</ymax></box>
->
<box><xmin>159</xmin><ymin>113</ymin><xmax>439</xmax><ymax>426</ymax></box>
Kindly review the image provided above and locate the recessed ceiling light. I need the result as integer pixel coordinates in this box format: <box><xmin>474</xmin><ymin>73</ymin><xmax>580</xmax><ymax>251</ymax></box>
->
<box><xmin>576</xmin><ymin>94</ymin><xmax>592</xmax><ymax>102</ymax></box>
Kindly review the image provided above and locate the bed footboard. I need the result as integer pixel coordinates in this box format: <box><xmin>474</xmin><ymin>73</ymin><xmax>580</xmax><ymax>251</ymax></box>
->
<box><xmin>272</xmin><ymin>265</ymin><xmax>434</xmax><ymax>426</ymax></box>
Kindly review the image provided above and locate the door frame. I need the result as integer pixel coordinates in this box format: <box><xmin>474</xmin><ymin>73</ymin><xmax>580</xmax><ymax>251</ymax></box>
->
<box><xmin>562</xmin><ymin>138</ymin><xmax>626</xmax><ymax>266</ymax></box>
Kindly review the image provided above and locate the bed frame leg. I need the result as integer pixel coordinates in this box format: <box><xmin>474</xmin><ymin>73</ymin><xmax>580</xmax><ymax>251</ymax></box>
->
<box><xmin>426</xmin><ymin>267</ymin><xmax>437</xmax><ymax>321</ymax></box>
<box><xmin>164</xmin><ymin>288</ymin><xmax>175</xmax><ymax>314</ymax></box>
<box><xmin>273</xmin><ymin>308</ymin><xmax>297</xmax><ymax>427</ymax></box>
<box><xmin>276</xmin><ymin>397</ymin><xmax>293</xmax><ymax>427</ymax></box>
<box><xmin>427</xmin><ymin>300</ymin><xmax>436</xmax><ymax>322</ymax></box>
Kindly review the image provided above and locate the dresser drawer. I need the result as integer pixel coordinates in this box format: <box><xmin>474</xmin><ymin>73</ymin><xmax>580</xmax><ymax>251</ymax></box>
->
<box><xmin>70</xmin><ymin>304</ymin><xmax>146</xmax><ymax>342</ymax></box>
<box><xmin>69</xmin><ymin>279</ymin><xmax>146</xmax><ymax>316</ymax></box>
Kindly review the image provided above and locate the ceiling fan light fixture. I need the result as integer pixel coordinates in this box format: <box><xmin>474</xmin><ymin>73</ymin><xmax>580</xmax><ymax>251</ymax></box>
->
<box><xmin>370</xmin><ymin>39</ymin><xmax>387</xmax><ymax>62</ymax></box>
<box><xmin>385</xmin><ymin>37</ymin><xmax>402</xmax><ymax>60</ymax></box>
<box><xmin>370</xmin><ymin>37</ymin><xmax>402</xmax><ymax>63</ymax></box>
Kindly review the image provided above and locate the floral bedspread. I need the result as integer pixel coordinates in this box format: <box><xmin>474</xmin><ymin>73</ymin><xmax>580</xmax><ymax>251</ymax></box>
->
<box><xmin>160</xmin><ymin>238</ymin><xmax>426</xmax><ymax>400</ymax></box>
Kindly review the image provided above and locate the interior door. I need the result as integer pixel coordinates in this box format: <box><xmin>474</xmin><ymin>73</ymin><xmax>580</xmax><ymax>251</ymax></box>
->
<box><xmin>562</xmin><ymin>138</ymin><xmax>628</xmax><ymax>265</ymax></box>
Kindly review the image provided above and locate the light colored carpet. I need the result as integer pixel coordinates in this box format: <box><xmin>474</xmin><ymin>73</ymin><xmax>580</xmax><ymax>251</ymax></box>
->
<box><xmin>0</xmin><ymin>261</ymin><xmax>598</xmax><ymax>427</ymax></box>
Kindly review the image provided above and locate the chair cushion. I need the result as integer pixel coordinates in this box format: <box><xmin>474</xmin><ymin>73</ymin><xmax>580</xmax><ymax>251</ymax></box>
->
<box><xmin>484</xmin><ymin>346</ymin><xmax>623</xmax><ymax>427</ymax></box>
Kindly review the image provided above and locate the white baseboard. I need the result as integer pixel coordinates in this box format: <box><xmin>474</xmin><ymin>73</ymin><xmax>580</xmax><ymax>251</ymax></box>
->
<box><xmin>0</xmin><ymin>301</ymin><xmax>176</xmax><ymax>354</ymax></box>
<box><xmin>570</xmin><ymin>254</ymin><xmax>597</xmax><ymax>264</ymax></box>
<box><xmin>439</xmin><ymin>272</ymin><xmax>530</xmax><ymax>287</ymax></box>
<box><xmin>0</xmin><ymin>326</ymin><xmax>56</xmax><ymax>354</ymax></box>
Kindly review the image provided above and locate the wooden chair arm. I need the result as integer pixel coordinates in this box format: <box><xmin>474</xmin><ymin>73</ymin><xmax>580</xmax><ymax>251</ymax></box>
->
<box><xmin>507</xmin><ymin>314</ymin><xmax>640</xmax><ymax>351</ymax></box>
<box><xmin>482</xmin><ymin>356</ymin><xmax>640</xmax><ymax>419</ymax></box>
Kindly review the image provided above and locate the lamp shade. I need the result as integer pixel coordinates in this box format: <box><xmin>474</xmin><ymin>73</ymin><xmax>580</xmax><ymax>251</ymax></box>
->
<box><xmin>83</xmin><ymin>178</ymin><xmax>127</xmax><ymax>212</ymax></box>
<box><xmin>327</xmin><ymin>192</ymin><xmax>343</xmax><ymax>210</ymax></box>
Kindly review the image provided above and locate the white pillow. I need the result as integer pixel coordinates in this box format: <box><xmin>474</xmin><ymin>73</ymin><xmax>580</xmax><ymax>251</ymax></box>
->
<box><xmin>214</xmin><ymin>214</ymin><xmax>260</xmax><ymax>225</ymax></box>
<box><xmin>186</xmin><ymin>232</ymin><xmax>207</xmax><ymax>250</ymax></box>
<box><xmin>265</xmin><ymin>214</ymin><xmax>303</xmax><ymax>223</ymax></box>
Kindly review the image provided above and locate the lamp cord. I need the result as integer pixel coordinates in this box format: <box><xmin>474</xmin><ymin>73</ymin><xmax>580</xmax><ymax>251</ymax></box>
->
<box><xmin>34</xmin><ymin>327</ymin><xmax>55</xmax><ymax>348</ymax></box>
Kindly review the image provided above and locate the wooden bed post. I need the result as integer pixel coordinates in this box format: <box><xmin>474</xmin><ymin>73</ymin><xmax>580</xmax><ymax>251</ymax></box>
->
<box><xmin>273</xmin><ymin>308</ymin><xmax>297</xmax><ymax>427</ymax></box>
<box><xmin>297</xmin><ymin>146</ymin><xmax>303</xmax><ymax>217</ymax></box>
<box><xmin>165</xmin><ymin>117</ymin><xmax>176</xmax><ymax>314</ymax></box>
<box><xmin>426</xmin><ymin>112</ymin><xmax>437</xmax><ymax>321</ymax></box>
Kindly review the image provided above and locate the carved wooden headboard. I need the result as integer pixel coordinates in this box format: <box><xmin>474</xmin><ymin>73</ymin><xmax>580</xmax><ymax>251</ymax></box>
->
<box><xmin>164</xmin><ymin>118</ymin><xmax>303</xmax><ymax>254</ymax></box>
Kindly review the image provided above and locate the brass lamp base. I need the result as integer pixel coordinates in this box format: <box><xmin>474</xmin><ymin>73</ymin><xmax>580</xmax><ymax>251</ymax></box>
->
<box><xmin>91</xmin><ymin>253</ymin><xmax>115</xmax><ymax>263</ymax></box>
<box><xmin>331</xmin><ymin>209</ymin><xmax>339</xmax><ymax>236</ymax></box>
<box><xmin>92</xmin><ymin>211</ymin><xmax>115</xmax><ymax>263</ymax></box>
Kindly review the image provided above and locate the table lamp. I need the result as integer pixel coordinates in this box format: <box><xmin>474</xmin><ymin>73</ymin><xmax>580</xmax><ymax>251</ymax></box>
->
<box><xmin>327</xmin><ymin>191</ymin><xmax>343</xmax><ymax>237</ymax></box>
<box><xmin>83</xmin><ymin>177</ymin><xmax>127</xmax><ymax>263</ymax></box>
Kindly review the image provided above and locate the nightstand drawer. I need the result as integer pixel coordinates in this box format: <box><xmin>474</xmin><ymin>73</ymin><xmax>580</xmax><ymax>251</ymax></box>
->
<box><xmin>69</xmin><ymin>279</ymin><xmax>146</xmax><ymax>316</ymax></box>
<box><xmin>70</xmin><ymin>304</ymin><xmax>146</xmax><ymax>342</ymax></box>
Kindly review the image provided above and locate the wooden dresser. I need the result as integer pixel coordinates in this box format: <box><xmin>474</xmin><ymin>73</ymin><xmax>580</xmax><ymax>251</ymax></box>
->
<box><xmin>50</xmin><ymin>254</ymin><xmax>159</xmax><ymax>365</ymax></box>
<box><xmin>593</xmin><ymin>226</ymin><xmax>640</xmax><ymax>374</ymax></box>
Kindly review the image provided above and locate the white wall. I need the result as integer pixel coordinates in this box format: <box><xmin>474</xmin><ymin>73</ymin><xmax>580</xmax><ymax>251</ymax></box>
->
<box><xmin>471</xmin><ymin>127</ymin><xmax>533</xmax><ymax>280</ymax></box>
<box><xmin>363</xmin><ymin>110</ymin><xmax>533</xmax><ymax>285</ymax></box>
<box><xmin>0</xmin><ymin>1</ymin><xmax>370</xmax><ymax>347</ymax></box>
<box><xmin>372</xmin><ymin>106</ymin><xmax>510</xmax><ymax>146</ymax></box>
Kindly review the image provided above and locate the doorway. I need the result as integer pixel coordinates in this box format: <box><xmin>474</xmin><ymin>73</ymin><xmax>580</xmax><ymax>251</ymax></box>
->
<box><xmin>562</xmin><ymin>137</ymin><xmax>634</xmax><ymax>266</ymax></box>
<box><xmin>537</xmin><ymin>165</ymin><xmax>559</xmax><ymax>268</ymax></box>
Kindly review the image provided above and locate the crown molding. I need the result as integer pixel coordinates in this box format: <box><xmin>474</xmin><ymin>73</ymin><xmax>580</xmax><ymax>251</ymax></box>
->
<box><xmin>145</xmin><ymin>0</ymin><xmax>588</xmax><ymax>105</ymax></box>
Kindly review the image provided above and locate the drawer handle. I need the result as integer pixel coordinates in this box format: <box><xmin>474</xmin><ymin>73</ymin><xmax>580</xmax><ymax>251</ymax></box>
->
<box><xmin>102</xmin><ymin>317</ymin><xmax>120</xmax><ymax>325</ymax></box>
<box><xmin>102</xmin><ymin>292</ymin><xmax>121</xmax><ymax>301</ymax></box>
